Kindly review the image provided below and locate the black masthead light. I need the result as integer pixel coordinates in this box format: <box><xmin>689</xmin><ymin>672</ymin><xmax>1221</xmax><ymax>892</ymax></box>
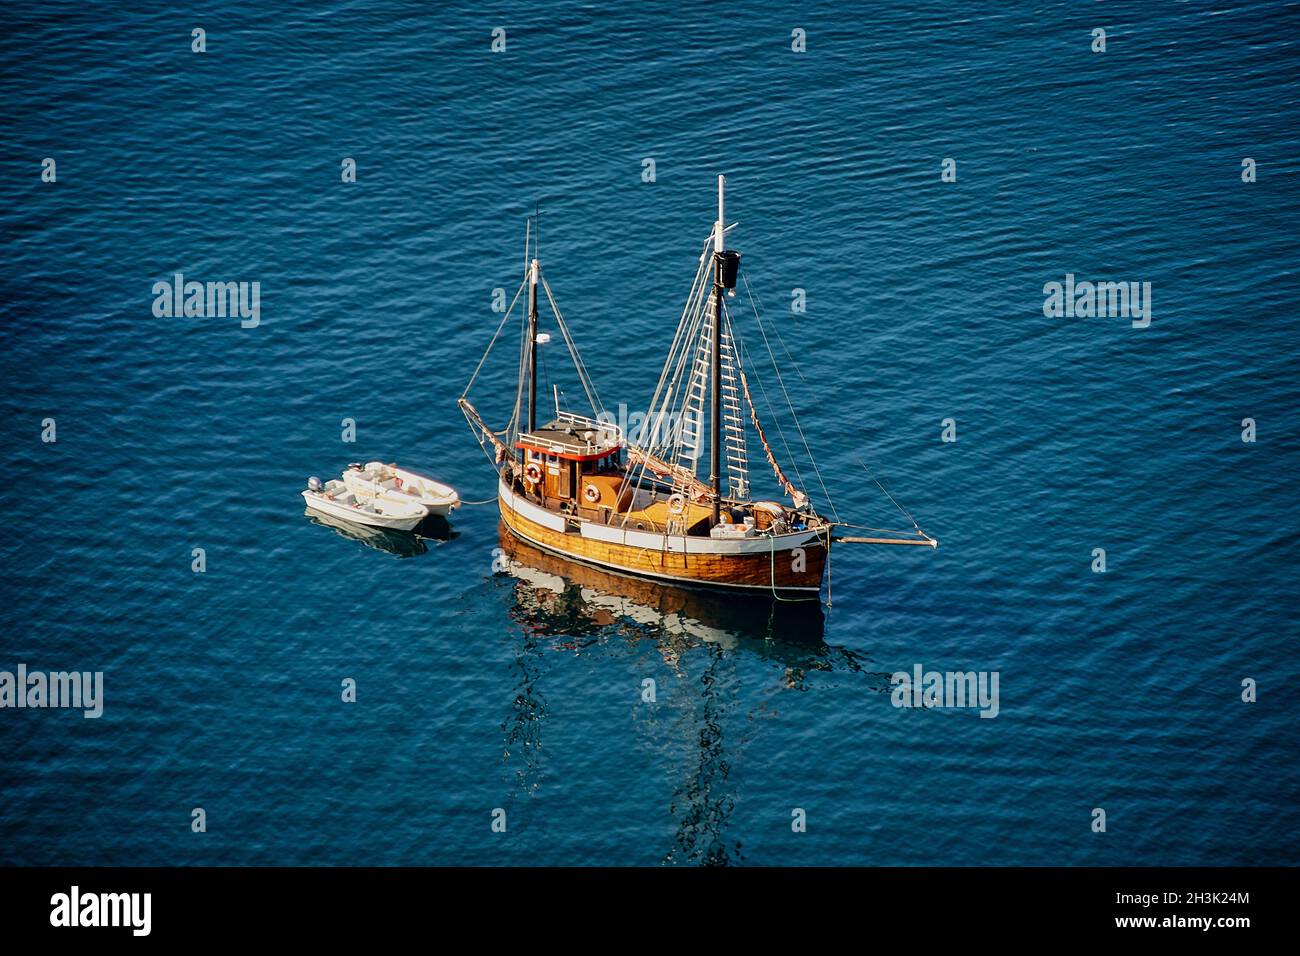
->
<box><xmin>715</xmin><ymin>250</ymin><xmax>741</xmax><ymax>289</ymax></box>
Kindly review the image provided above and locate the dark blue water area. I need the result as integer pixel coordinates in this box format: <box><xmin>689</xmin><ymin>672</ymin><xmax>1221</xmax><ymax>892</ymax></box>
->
<box><xmin>0</xmin><ymin>1</ymin><xmax>1297</xmax><ymax>865</ymax></box>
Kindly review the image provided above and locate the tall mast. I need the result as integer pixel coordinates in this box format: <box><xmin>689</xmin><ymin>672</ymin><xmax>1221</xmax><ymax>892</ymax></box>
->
<box><xmin>527</xmin><ymin>220</ymin><xmax>539</xmax><ymax>433</ymax></box>
<box><xmin>708</xmin><ymin>176</ymin><xmax>743</xmax><ymax>524</ymax></box>
<box><xmin>710</xmin><ymin>176</ymin><xmax>725</xmax><ymax>525</ymax></box>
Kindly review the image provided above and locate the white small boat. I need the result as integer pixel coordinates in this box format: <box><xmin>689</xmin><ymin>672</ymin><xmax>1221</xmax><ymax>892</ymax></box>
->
<box><xmin>302</xmin><ymin>477</ymin><xmax>428</xmax><ymax>531</ymax></box>
<box><xmin>342</xmin><ymin>461</ymin><xmax>460</xmax><ymax>516</ymax></box>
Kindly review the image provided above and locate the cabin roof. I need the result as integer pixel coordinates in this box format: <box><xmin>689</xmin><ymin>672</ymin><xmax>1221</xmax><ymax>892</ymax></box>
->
<box><xmin>516</xmin><ymin>415</ymin><xmax>622</xmax><ymax>461</ymax></box>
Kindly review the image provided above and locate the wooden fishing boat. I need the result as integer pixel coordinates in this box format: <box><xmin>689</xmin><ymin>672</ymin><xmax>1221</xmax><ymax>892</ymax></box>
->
<box><xmin>460</xmin><ymin>176</ymin><xmax>936</xmax><ymax>601</ymax></box>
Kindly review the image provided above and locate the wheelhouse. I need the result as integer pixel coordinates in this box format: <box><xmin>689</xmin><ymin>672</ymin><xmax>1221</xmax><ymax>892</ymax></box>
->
<box><xmin>515</xmin><ymin>412</ymin><xmax>624</xmax><ymax>509</ymax></box>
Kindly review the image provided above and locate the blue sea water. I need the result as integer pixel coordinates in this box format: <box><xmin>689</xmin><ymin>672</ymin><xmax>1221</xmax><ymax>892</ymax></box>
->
<box><xmin>1</xmin><ymin>0</ymin><xmax>1298</xmax><ymax>866</ymax></box>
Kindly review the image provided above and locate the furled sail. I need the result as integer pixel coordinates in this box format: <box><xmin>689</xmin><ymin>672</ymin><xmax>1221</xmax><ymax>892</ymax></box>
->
<box><xmin>626</xmin><ymin>446</ymin><xmax>713</xmax><ymax>501</ymax></box>
<box><xmin>459</xmin><ymin>397</ymin><xmax>515</xmax><ymax>473</ymax></box>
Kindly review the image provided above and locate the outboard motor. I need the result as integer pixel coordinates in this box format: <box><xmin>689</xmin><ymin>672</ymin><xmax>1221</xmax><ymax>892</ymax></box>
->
<box><xmin>307</xmin><ymin>476</ymin><xmax>322</xmax><ymax>493</ymax></box>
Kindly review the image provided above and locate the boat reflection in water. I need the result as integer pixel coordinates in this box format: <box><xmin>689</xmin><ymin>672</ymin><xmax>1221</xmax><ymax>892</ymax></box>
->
<box><xmin>494</xmin><ymin>525</ymin><xmax>891</xmax><ymax>866</ymax></box>
<box><xmin>496</xmin><ymin>524</ymin><xmax>828</xmax><ymax>650</ymax></box>
<box><xmin>304</xmin><ymin>508</ymin><xmax>458</xmax><ymax>557</ymax></box>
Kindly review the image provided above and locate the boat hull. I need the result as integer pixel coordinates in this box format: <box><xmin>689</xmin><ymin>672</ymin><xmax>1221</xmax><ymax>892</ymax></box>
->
<box><xmin>497</xmin><ymin>525</ymin><xmax>828</xmax><ymax>641</ymax></box>
<box><xmin>305</xmin><ymin>508</ymin><xmax>429</xmax><ymax>556</ymax></box>
<box><xmin>498</xmin><ymin>480</ymin><xmax>827</xmax><ymax>599</ymax></box>
<box><xmin>345</xmin><ymin>463</ymin><xmax>460</xmax><ymax>515</ymax></box>
<box><xmin>382</xmin><ymin>465</ymin><xmax>459</xmax><ymax>514</ymax></box>
<box><xmin>302</xmin><ymin>490</ymin><xmax>426</xmax><ymax>531</ymax></box>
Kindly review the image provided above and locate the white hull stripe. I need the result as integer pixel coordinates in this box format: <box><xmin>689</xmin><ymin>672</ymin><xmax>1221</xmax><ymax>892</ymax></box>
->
<box><xmin>498</xmin><ymin>479</ymin><xmax>825</xmax><ymax>556</ymax></box>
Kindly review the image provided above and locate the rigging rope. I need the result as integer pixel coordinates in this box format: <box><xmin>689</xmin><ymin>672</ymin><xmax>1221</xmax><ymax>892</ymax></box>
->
<box><xmin>754</xmin><ymin>287</ymin><xmax>808</xmax><ymax>386</ymax></box>
<box><xmin>508</xmin><ymin>282</ymin><xmax>531</xmax><ymax>438</ymax></box>
<box><xmin>541</xmin><ymin>276</ymin><xmax>603</xmax><ymax>416</ymax></box>
<box><xmin>623</xmin><ymin>237</ymin><xmax>714</xmax><ymax>510</ymax></box>
<box><xmin>743</xmin><ymin>274</ymin><xmax>840</xmax><ymax>522</ymax></box>
<box><xmin>462</xmin><ymin>278</ymin><xmax>527</xmax><ymax>399</ymax></box>
<box><xmin>642</xmin><ymin>237</ymin><xmax>712</xmax><ymax>441</ymax></box>
<box><xmin>739</xmin><ymin>365</ymin><xmax>804</xmax><ymax>507</ymax></box>
<box><xmin>859</xmin><ymin>461</ymin><xmax>925</xmax><ymax>535</ymax></box>
<box><xmin>735</xmin><ymin>331</ymin><xmax>810</xmax><ymax>501</ymax></box>
<box><xmin>766</xmin><ymin>533</ymin><xmax>812</xmax><ymax>603</ymax></box>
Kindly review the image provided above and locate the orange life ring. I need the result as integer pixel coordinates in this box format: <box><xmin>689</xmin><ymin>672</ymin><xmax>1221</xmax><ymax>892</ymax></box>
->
<box><xmin>583</xmin><ymin>483</ymin><xmax>601</xmax><ymax>503</ymax></box>
<box><xmin>524</xmin><ymin>463</ymin><xmax>542</xmax><ymax>484</ymax></box>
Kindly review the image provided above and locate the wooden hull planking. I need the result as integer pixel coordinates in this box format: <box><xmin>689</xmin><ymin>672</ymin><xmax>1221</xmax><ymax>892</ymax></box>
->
<box><xmin>498</xmin><ymin>487</ymin><xmax>828</xmax><ymax>597</ymax></box>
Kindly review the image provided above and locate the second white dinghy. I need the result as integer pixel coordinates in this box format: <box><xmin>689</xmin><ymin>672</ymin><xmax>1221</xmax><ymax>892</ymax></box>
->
<box><xmin>342</xmin><ymin>461</ymin><xmax>461</xmax><ymax>516</ymax></box>
<box><xmin>302</xmin><ymin>477</ymin><xmax>429</xmax><ymax>531</ymax></box>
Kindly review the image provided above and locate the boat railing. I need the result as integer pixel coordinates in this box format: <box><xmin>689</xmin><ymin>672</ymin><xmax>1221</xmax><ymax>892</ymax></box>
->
<box><xmin>516</xmin><ymin>411</ymin><xmax>624</xmax><ymax>457</ymax></box>
<box><xmin>554</xmin><ymin>410</ymin><xmax>624</xmax><ymax>442</ymax></box>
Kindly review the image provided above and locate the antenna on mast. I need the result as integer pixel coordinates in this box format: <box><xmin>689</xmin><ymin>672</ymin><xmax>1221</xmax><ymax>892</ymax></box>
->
<box><xmin>527</xmin><ymin>203</ymin><xmax>541</xmax><ymax>433</ymax></box>
<box><xmin>715</xmin><ymin>174</ymin><xmax>725</xmax><ymax>253</ymax></box>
